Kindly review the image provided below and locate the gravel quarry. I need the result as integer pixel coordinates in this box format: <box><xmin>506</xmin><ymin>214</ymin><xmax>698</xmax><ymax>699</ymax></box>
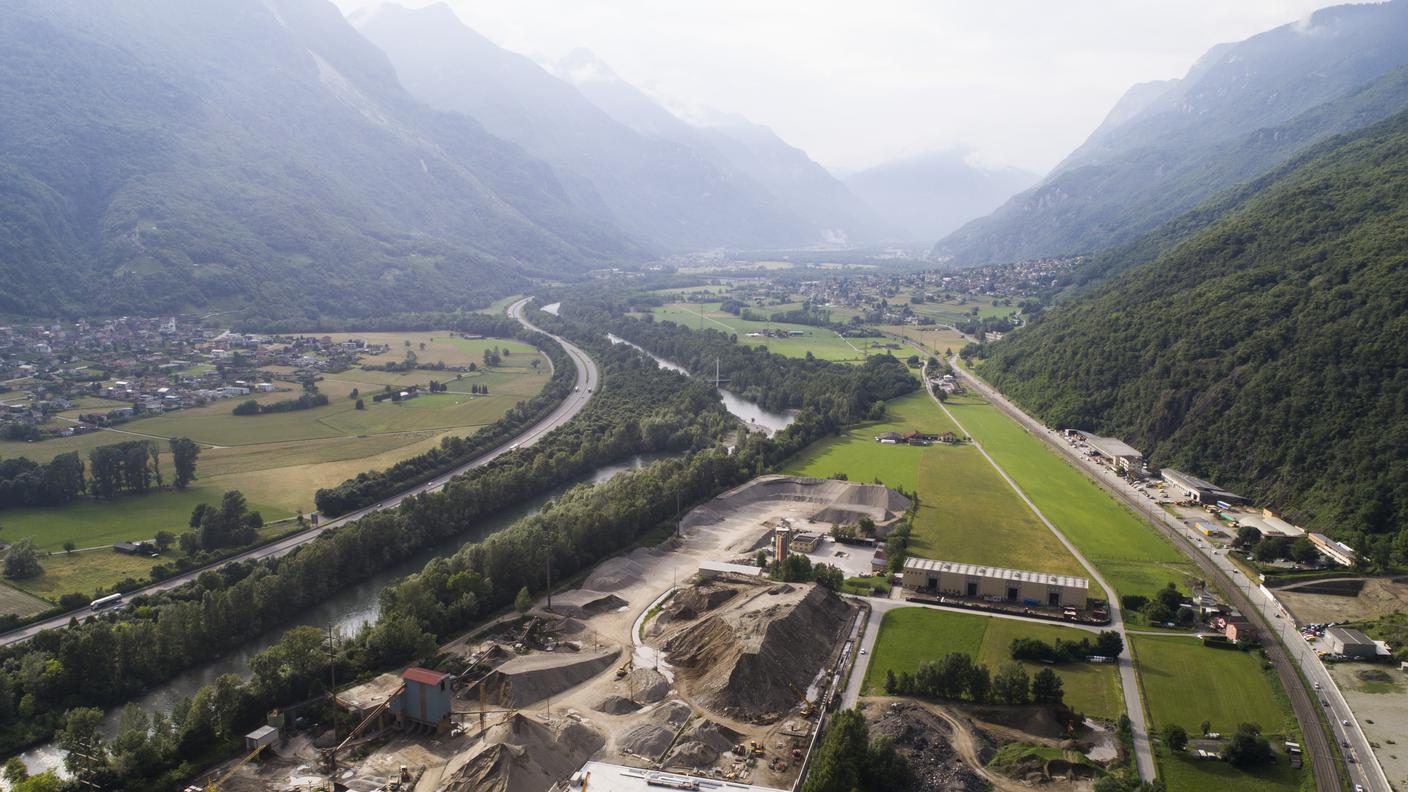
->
<box><xmin>238</xmin><ymin>476</ymin><xmax>890</xmax><ymax>792</ymax></box>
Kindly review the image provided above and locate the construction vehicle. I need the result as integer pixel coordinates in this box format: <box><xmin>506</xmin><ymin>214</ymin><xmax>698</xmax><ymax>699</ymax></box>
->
<box><xmin>749</xmin><ymin>740</ymin><xmax>765</xmax><ymax>756</ymax></box>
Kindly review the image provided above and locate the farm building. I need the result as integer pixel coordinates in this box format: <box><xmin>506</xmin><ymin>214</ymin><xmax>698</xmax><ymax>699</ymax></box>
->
<box><xmin>1224</xmin><ymin>616</ymin><xmax>1258</xmax><ymax>644</ymax></box>
<box><xmin>1308</xmin><ymin>533</ymin><xmax>1357</xmax><ymax>567</ymax></box>
<box><xmin>1323</xmin><ymin>627</ymin><xmax>1379</xmax><ymax>658</ymax></box>
<box><xmin>875</xmin><ymin>431</ymin><xmax>904</xmax><ymax>444</ymax></box>
<box><xmin>1074</xmin><ymin>431</ymin><xmax>1144</xmax><ymax>473</ymax></box>
<box><xmin>902</xmin><ymin>558</ymin><xmax>1088</xmax><ymax>609</ymax></box>
<box><xmin>1160</xmin><ymin>469</ymin><xmax>1248</xmax><ymax>505</ymax></box>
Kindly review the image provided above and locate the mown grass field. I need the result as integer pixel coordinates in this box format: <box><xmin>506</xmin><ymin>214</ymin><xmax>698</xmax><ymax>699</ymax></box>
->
<box><xmin>863</xmin><ymin>607</ymin><xmax>1124</xmax><ymax>719</ymax></box>
<box><xmin>782</xmin><ymin>390</ymin><xmax>1097</xmax><ymax>595</ymax></box>
<box><xmin>944</xmin><ymin>395</ymin><xmax>1195</xmax><ymax>601</ymax></box>
<box><xmin>1156</xmin><ymin>754</ymin><xmax>1303</xmax><ymax>792</ymax></box>
<box><xmin>0</xmin><ymin>331</ymin><xmax>548</xmax><ymax>606</ymax></box>
<box><xmin>1133</xmin><ymin>635</ymin><xmax>1292</xmax><ymax>735</ymax></box>
<box><xmin>879</xmin><ymin>324</ymin><xmax>970</xmax><ymax>356</ymax></box>
<box><xmin>1134</xmin><ymin>634</ymin><xmax>1303</xmax><ymax>792</ymax></box>
<box><xmin>650</xmin><ymin>302</ymin><xmax>869</xmax><ymax>362</ymax></box>
<box><xmin>0</xmin><ymin>584</ymin><xmax>50</xmax><ymax>618</ymax></box>
<box><xmin>783</xmin><ymin>390</ymin><xmax>958</xmax><ymax>491</ymax></box>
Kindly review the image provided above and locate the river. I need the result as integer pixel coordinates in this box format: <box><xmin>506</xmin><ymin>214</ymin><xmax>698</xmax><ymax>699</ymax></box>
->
<box><xmin>16</xmin><ymin>334</ymin><xmax>791</xmax><ymax>778</ymax></box>
<box><xmin>14</xmin><ymin>452</ymin><xmax>670</xmax><ymax>778</ymax></box>
<box><xmin>605</xmin><ymin>333</ymin><xmax>796</xmax><ymax>435</ymax></box>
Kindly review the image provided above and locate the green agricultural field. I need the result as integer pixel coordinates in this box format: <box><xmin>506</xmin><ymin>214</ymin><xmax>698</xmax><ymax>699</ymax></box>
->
<box><xmin>863</xmin><ymin>607</ymin><xmax>1124</xmax><ymax>719</ymax></box>
<box><xmin>783</xmin><ymin>390</ymin><xmax>1097</xmax><ymax>596</ymax></box>
<box><xmin>0</xmin><ymin>584</ymin><xmax>50</xmax><ymax>619</ymax></box>
<box><xmin>1133</xmin><ymin>635</ymin><xmax>1293</xmax><ymax>736</ymax></box>
<box><xmin>1134</xmin><ymin>634</ymin><xmax>1302</xmax><ymax>792</ymax></box>
<box><xmin>912</xmin><ymin>446</ymin><xmax>1091</xmax><ymax>586</ymax></box>
<box><xmin>326</xmin><ymin>331</ymin><xmax>537</xmax><ymax>370</ymax></box>
<box><xmin>783</xmin><ymin>390</ymin><xmax>958</xmax><ymax>491</ymax></box>
<box><xmin>864</xmin><ymin>608</ymin><xmax>987</xmax><ymax>691</ymax></box>
<box><xmin>944</xmin><ymin>396</ymin><xmax>1194</xmax><ymax>601</ymax></box>
<box><xmin>0</xmin><ymin>330</ymin><xmax>549</xmax><ymax>607</ymax></box>
<box><xmin>880</xmin><ymin>325</ymin><xmax>970</xmax><ymax>357</ymax></box>
<box><xmin>1157</xmin><ymin>753</ymin><xmax>1303</xmax><ymax>792</ymax></box>
<box><xmin>650</xmin><ymin>302</ymin><xmax>868</xmax><ymax>362</ymax></box>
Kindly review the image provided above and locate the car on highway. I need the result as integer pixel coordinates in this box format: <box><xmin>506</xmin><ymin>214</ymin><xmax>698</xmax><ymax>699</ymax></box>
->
<box><xmin>1342</xmin><ymin>719</ymin><xmax>1351</xmax><ymax>726</ymax></box>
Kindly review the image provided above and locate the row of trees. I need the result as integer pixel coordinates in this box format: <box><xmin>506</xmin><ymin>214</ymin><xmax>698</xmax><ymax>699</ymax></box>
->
<box><xmin>231</xmin><ymin>392</ymin><xmax>328</xmax><ymax>415</ymax></box>
<box><xmin>1010</xmin><ymin>630</ymin><xmax>1124</xmax><ymax>663</ymax></box>
<box><xmin>0</xmin><ymin>437</ymin><xmax>200</xmax><ymax>511</ymax></box>
<box><xmin>882</xmin><ymin>651</ymin><xmax>1068</xmax><ymax>708</ymax></box>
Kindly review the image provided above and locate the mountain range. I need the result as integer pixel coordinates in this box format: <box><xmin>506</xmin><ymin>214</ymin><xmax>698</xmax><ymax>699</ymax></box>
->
<box><xmin>973</xmin><ymin>107</ymin><xmax>1408</xmax><ymax>557</ymax></box>
<box><xmin>0</xmin><ymin>0</ymin><xmax>907</xmax><ymax>319</ymax></box>
<box><xmin>0</xmin><ymin>0</ymin><xmax>657</xmax><ymax>320</ymax></box>
<box><xmin>935</xmin><ymin>0</ymin><xmax>1408</xmax><ymax>268</ymax></box>
<box><xmin>842</xmin><ymin>150</ymin><xmax>1037</xmax><ymax>243</ymax></box>
<box><xmin>354</xmin><ymin>4</ymin><xmax>882</xmax><ymax>251</ymax></box>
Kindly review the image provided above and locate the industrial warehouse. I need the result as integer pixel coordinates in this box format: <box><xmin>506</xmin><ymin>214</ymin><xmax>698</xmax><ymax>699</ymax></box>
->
<box><xmin>902</xmin><ymin>558</ymin><xmax>1089</xmax><ymax>610</ymax></box>
<box><xmin>1073</xmin><ymin>430</ymin><xmax>1144</xmax><ymax>473</ymax></box>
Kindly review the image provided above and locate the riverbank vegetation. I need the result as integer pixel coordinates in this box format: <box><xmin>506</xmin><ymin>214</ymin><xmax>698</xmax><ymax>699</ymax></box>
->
<box><xmin>0</xmin><ymin>295</ymin><xmax>919</xmax><ymax>788</ymax></box>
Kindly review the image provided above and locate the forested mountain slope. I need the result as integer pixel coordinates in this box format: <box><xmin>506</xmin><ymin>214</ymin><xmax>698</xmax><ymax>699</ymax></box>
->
<box><xmin>935</xmin><ymin>0</ymin><xmax>1408</xmax><ymax>267</ymax></box>
<box><xmin>972</xmin><ymin>111</ymin><xmax>1408</xmax><ymax>563</ymax></box>
<box><xmin>0</xmin><ymin>0</ymin><xmax>641</xmax><ymax>319</ymax></box>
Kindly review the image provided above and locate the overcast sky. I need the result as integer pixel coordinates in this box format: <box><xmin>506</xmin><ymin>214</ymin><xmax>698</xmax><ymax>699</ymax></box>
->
<box><xmin>334</xmin><ymin>0</ymin><xmax>1347</xmax><ymax>175</ymax></box>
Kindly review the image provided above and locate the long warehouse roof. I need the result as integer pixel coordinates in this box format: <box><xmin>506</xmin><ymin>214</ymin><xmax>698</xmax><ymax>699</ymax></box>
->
<box><xmin>903</xmin><ymin>557</ymin><xmax>1088</xmax><ymax>589</ymax></box>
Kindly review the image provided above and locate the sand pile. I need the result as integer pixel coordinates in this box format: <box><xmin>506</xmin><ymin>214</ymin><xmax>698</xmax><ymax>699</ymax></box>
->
<box><xmin>666</xmin><ymin>719</ymin><xmax>740</xmax><ymax>769</ymax></box>
<box><xmin>548</xmin><ymin>590</ymin><xmax>628</xmax><ymax>619</ymax></box>
<box><xmin>663</xmin><ymin>584</ymin><xmax>852</xmax><ymax>722</ymax></box>
<box><xmin>619</xmin><ymin>722</ymin><xmax>675</xmax><ymax>758</ymax></box>
<box><xmin>594</xmin><ymin>695</ymin><xmax>641</xmax><ymax>715</ymax></box>
<box><xmin>440</xmin><ymin>743</ymin><xmax>555</xmax><ymax>792</ymax></box>
<box><xmin>482</xmin><ymin>649</ymin><xmax>618</xmax><ymax>707</ymax></box>
<box><xmin>649</xmin><ymin>700</ymin><xmax>693</xmax><ymax>728</ymax></box>
<box><xmin>665</xmin><ymin>584</ymin><xmax>738</xmax><ymax>621</ymax></box>
<box><xmin>442</xmin><ymin>714</ymin><xmax>603</xmax><ymax>792</ymax></box>
<box><xmin>584</xmin><ymin>549</ymin><xmax>661</xmax><ymax>591</ymax></box>
<box><xmin>626</xmin><ymin>668</ymin><xmax>670</xmax><ymax>703</ymax></box>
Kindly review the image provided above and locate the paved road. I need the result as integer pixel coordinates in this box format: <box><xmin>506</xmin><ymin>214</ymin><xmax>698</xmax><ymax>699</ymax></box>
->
<box><xmin>918</xmin><ymin>362</ymin><xmax>1157</xmax><ymax>783</ymax></box>
<box><xmin>952</xmin><ymin>362</ymin><xmax>1349</xmax><ymax>792</ymax></box>
<box><xmin>0</xmin><ymin>299</ymin><xmax>597</xmax><ymax>648</ymax></box>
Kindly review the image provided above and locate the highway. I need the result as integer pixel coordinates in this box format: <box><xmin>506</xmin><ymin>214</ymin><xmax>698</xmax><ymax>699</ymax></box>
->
<box><xmin>950</xmin><ymin>361</ymin><xmax>1350</xmax><ymax>792</ymax></box>
<box><xmin>0</xmin><ymin>298</ymin><xmax>597</xmax><ymax>648</ymax></box>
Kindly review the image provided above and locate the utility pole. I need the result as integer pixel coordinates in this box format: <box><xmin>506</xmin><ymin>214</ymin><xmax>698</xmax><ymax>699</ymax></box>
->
<box><xmin>546</xmin><ymin>555</ymin><xmax>553</xmax><ymax>612</ymax></box>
